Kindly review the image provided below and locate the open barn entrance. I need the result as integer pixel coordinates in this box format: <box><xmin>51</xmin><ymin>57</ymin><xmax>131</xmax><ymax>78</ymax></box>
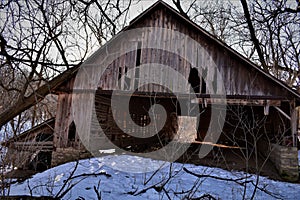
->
<box><xmin>195</xmin><ymin>103</ymin><xmax>291</xmax><ymax>148</ymax></box>
<box><xmin>95</xmin><ymin>91</ymin><xmax>184</xmax><ymax>152</ymax></box>
<box><xmin>177</xmin><ymin>100</ymin><xmax>294</xmax><ymax>181</ymax></box>
<box><xmin>95</xmin><ymin>92</ymin><xmax>292</xmax><ymax>153</ymax></box>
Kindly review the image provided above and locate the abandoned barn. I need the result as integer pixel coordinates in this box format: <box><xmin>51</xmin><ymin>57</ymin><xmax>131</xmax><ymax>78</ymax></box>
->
<box><xmin>2</xmin><ymin>1</ymin><xmax>299</xmax><ymax>182</ymax></box>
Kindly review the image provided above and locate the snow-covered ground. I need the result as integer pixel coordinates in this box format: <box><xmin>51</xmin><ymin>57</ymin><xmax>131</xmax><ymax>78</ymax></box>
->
<box><xmin>7</xmin><ymin>154</ymin><xmax>300</xmax><ymax>199</ymax></box>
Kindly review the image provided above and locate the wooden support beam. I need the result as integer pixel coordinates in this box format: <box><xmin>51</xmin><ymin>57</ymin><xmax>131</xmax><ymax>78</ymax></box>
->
<box><xmin>264</xmin><ymin>104</ymin><xmax>269</xmax><ymax>115</ymax></box>
<box><xmin>290</xmin><ymin>100</ymin><xmax>298</xmax><ymax>147</ymax></box>
<box><xmin>273</xmin><ymin>106</ymin><xmax>291</xmax><ymax>120</ymax></box>
<box><xmin>94</xmin><ymin>89</ymin><xmax>293</xmax><ymax>101</ymax></box>
<box><xmin>191</xmin><ymin>98</ymin><xmax>281</xmax><ymax>106</ymax></box>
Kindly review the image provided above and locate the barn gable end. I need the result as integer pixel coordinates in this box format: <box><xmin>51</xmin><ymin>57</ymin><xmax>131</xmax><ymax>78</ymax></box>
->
<box><xmin>94</xmin><ymin>0</ymin><xmax>297</xmax><ymax>99</ymax></box>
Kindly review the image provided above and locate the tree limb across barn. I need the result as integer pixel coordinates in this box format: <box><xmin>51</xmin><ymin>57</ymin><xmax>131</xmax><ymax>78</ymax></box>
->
<box><xmin>0</xmin><ymin>65</ymin><xmax>79</xmax><ymax>129</ymax></box>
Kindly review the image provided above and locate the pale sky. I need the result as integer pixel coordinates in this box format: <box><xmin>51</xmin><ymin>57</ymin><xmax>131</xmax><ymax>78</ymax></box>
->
<box><xmin>128</xmin><ymin>0</ymin><xmax>177</xmax><ymax>20</ymax></box>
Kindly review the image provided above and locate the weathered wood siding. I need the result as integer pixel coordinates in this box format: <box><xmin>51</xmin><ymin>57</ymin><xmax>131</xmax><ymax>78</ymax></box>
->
<box><xmin>53</xmin><ymin>78</ymin><xmax>82</xmax><ymax>149</ymax></box>
<box><xmin>97</xmin><ymin>6</ymin><xmax>290</xmax><ymax>97</ymax></box>
<box><xmin>57</xmin><ymin>3</ymin><xmax>297</xmax><ymax>153</ymax></box>
<box><xmin>87</xmin><ymin>93</ymin><xmax>180</xmax><ymax>151</ymax></box>
<box><xmin>53</xmin><ymin>93</ymin><xmax>72</xmax><ymax>148</ymax></box>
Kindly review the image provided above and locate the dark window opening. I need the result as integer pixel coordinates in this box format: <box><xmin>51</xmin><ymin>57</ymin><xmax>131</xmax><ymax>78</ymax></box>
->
<box><xmin>134</xmin><ymin>42</ymin><xmax>142</xmax><ymax>89</ymax></box>
<box><xmin>118</xmin><ymin>67</ymin><xmax>122</xmax><ymax>88</ymax></box>
<box><xmin>68</xmin><ymin>121</ymin><xmax>76</xmax><ymax>141</ymax></box>
<box><xmin>201</xmin><ymin>68</ymin><xmax>207</xmax><ymax>94</ymax></box>
<box><xmin>188</xmin><ymin>67</ymin><xmax>200</xmax><ymax>93</ymax></box>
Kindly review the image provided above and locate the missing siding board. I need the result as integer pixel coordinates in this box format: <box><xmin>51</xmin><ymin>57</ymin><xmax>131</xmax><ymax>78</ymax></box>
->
<box><xmin>117</xmin><ymin>66</ymin><xmax>131</xmax><ymax>90</ymax></box>
<box><xmin>201</xmin><ymin>68</ymin><xmax>207</xmax><ymax>94</ymax></box>
<box><xmin>124</xmin><ymin>66</ymin><xmax>131</xmax><ymax>90</ymax></box>
<box><xmin>118</xmin><ymin>67</ymin><xmax>122</xmax><ymax>89</ymax></box>
<box><xmin>68</xmin><ymin>121</ymin><xmax>76</xmax><ymax>141</ymax></box>
<box><xmin>134</xmin><ymin>42</ymin><xmax>142</xmax><ymax>89</ymax></box>
<box><xmin>188</xmin><ymin>67</ymin><xmax>201</xmax><ymax>93</ymax></box>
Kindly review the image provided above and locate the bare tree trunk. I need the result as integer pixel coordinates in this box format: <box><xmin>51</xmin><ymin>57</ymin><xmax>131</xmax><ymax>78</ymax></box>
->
<box><xmin>240</xmin><ymin>0</ymin><xmax>267</xmax><ymax>71</ymax></box>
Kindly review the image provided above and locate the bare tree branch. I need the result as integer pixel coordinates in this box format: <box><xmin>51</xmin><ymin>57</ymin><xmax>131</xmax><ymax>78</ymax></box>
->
<box><xmin>0</xmin><ymin>65</ymin><xmax>79</xmax><ymax>128</ymax></box>
<box><xmin>172</xmin><ymin>0</ymin><xmax>189</xmax><ymax>19</ymax></box>
<box><xmin>240</xmin><ymin>0</ymin><xmax>267</xmax><ymax>71</ymax></box>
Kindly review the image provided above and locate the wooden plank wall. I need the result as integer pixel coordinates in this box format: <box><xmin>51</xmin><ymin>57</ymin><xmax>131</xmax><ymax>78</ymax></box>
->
<box><xmin>53</xmin><ymin>93</ymin><xmax>73</xmax><ymax>148</ymax></box>
<box><xmin>97</xmin><ymin>6</ymin><xmax>290</xmax><ymax>98</ymax></box>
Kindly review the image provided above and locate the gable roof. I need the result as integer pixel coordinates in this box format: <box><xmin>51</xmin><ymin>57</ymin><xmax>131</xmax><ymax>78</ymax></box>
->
<box><xmin>123</xmin><ymin>0</ymin><xmax>300</xmax><ymax>99</ymax></box>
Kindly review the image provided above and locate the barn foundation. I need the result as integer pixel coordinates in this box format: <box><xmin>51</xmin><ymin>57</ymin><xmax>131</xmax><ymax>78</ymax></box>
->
<box><xmin>258</xmin><ymin>141</ymin><xmax>299</xmax><ymax>182</ymax></box>
<box><xmin>51</xmin><ymin>148</ymin><xmax>92</xmax><ymax>167</ymax></box>
<box><xmin>269</xmin><ymin>144</ymin><xmax>299</xmax><ymax>182</ymax></box>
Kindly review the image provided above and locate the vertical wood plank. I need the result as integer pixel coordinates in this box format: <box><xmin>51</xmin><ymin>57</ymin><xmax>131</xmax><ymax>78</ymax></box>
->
<box><xmin>53</xmin><ymin>93</ymin><xmax>73</xmax><ymax>148</ymax></box>
<box><xmin>290</xmin><ymin>100</ymin><xmax>298</xmax><ymax>147</ymax></box>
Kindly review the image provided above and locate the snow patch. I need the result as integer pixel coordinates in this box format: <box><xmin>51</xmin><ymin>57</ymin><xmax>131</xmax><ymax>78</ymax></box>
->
<box><xmin>8</xmin><ymin>155</ymin><xmax>300</xmax><ymax>199</ymax></box>
<box><xmin>54</xmin><ymin>173</ymin><xmax>64</xmax><ymax>183</ymax></box>
<box><xmin>99</xmin><ymin>149</ymin><xmax>116</xmax><ymax>154</ymax></box>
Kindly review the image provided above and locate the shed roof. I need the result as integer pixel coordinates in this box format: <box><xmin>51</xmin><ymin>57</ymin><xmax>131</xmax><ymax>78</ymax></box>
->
<box><xmin>1</xmin><ymin>118</ymin><xmax>55</xmax><ymax>146</ymax></box>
